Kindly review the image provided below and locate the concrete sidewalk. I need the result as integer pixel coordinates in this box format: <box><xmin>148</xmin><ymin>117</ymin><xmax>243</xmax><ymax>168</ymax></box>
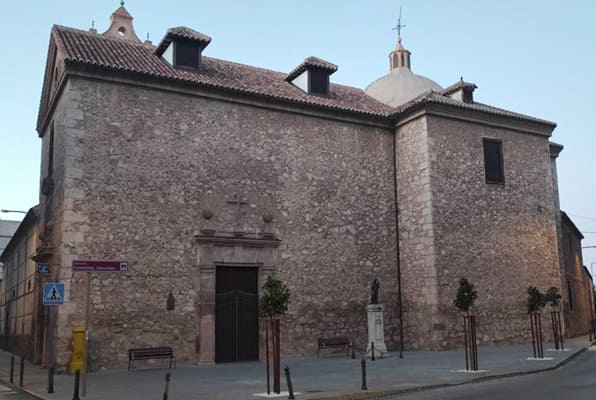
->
<box><xmin>3</xmin><ymin>335</ymin><xmax>593</xmax><ymax>400</ymax></box>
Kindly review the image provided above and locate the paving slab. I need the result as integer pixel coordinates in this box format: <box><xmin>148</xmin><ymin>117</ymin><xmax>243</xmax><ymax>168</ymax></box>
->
<box><xmin>1</xmin><ymin>335</ymin><xmax>592</xmax><ymax>400</ymax></box>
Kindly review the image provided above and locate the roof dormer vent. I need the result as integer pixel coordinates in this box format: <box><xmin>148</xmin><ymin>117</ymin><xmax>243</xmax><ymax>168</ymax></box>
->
<box><xmin>286</xmin><ymin>57</ymin><xmax>338</xmax><ymax>95</ymax></box>
<box><xmin>155</xmin><ymin>27</ymin><xmax>212</xmax><ymax>70</ymax></box>
<box><xmin>442</xmin><ymin>79</ymin><xmax>477</xmax><ymax>104</ymax></box>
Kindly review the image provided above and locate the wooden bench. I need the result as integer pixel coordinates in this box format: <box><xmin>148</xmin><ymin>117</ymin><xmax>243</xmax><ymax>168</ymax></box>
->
<box><xmin>128</xmin><ymin>347</ymin><xmax>176</xmax><ymax>371</ymax></box>
<box><xmin>317</xmin><ymin>337</ymin><xmax>353</xmax><ymax>358</ymax></box>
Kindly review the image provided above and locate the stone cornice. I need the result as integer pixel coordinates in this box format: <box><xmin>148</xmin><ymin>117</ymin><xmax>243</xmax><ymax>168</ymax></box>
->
<box><xmin>194</xmin><ymin>231</ymin><xmax>281</xmax><ymax>248</ymax></box>
<box><xmin>394</xmin><ymin>102</ymin><xmax>555</xmax><ymax>137</ymax></box>
<box><xmin>549</xmin><ymin>142</ymin><xmax>564</xmax><ymax>158</ymax></box>
<box><xmin>57</xmin><ymin>63</ymin><xmax>393</xmax><ymax>130</ymax></box>
<box><xmin>37</xmin><ymin>72</ymin><xmax>68</xmax><ymax>137</ymax></box>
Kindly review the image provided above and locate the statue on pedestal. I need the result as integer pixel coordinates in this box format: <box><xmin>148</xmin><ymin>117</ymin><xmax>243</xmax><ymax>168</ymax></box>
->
<box><xmin>367</xmin><ymin>278</ymin><xmax>388</xmax><ymax>355</ymax></box>
<box><xmin>370</xmin><ymin>278</ymin><xmax>380</xmax><ymax>305</ymax></box>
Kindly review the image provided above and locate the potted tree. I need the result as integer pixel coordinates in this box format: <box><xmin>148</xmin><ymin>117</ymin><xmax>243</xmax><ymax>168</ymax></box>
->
<box><xmin>260</xmin><ymin>274</ymin><xmax>290</xmax><ymax>394</ymax></box>
<box><xmin>453</xmin><ymin>278</ymin><xmax>478</xmax><ymax>371</ymax></box>
<box><xmin>544</xmin><ymin>286</ymin><xmax>563</xmax><ymax>350</ymax></box>
<box><xmin>527</xmin><ymin>286</ymin><xmax>546</xmax><ymax>358</ymax></box>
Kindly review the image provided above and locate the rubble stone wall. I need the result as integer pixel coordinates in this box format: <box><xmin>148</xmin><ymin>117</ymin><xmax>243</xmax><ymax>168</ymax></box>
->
<box><xmin>426</xmin><ymin>115</ymin><xmax>561</xmax><ymax>347</ymax></box>
<box><xmin>49</xmin><ymin>77</ymin><xmax>398</xmax><ymax>368</ymax></box>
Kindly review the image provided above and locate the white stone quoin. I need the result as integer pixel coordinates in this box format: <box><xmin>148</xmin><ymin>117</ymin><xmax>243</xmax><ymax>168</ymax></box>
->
<box><xmin>366</xmin><ymin>304</ymin><xmax>388</xmax><ymax>355</ymax></box>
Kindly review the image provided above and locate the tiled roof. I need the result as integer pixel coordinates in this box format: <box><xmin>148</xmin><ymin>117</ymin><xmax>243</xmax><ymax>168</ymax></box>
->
<box><xmin>286</xmin><ymin>56</ymin><xmax>338</xmax><ymax>81</ymax></box>
<box><xmin>52</xmin><ymin>26</ymin><xmax>393</xmax><ymax>119</ymax></box>
<box><xmin>167</xmin><ymin>26</ymin><xmax>212</xmax><ymax>43</ymax></box>
<box><xmin>0</xmin><ymin>206</ymin><xmax>38</xmax><ymax>259</ymax></box>
<box><xmin>49</xmin><ymin>25</ymin><xmax>556</xmax><ymax>127</ymax></box>
<box><xmin>0</xmin><ymin>220</ymin><xmax>19</xmax><ymax>238</ymax></box>
<box><xmin>155</xmin><ymin>26</ymin><xmax>212</xmax><ymax>56</ymax></box>
<box><xmin>393</xmin><ymin>91</ymin><xmax>556</xmax><ymax>127</ymax></box>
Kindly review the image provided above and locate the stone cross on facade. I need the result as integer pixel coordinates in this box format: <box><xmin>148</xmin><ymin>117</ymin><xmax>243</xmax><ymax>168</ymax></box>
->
<box><xmin>226</xmin><ymin>194</ymin><xmax>248</xmax><ymax>232</ymax></box>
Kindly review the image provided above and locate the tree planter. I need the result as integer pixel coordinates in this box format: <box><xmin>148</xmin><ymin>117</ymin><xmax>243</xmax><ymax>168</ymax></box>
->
<box><xmin>529</xmin><ymin>312</ymin><xmax>544</xmax><ymax>358</ymax></box>
<box><xmin>453</xmin><ymin>278</ymin><xmax>478</xmax><ymax>371</ymax></box>
<box><xmin>260</xmin><ymin>275</ymin><xmax>290</xmax><ymax>395</ymax></box>
<box><xmin>463</xmin><ymin>314</ymin><xmax>478</xmax><ymax>371</ymax></box>
<box><xmin>545</xmin><ymin>287</ymin><xmax>563</xmax><ymax>350</ymax></box>
<box><xmin>527</xmin><ymin>286</ymin><xmax>546</xmax><ymax>359</ymax></box>
<box><xmin>550</xmin><ymin>310</ymin><xmax>564</xmax><ymax>350</ymax></box>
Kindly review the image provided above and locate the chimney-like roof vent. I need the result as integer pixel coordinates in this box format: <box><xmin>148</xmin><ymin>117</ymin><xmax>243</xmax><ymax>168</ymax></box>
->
<box><xmin>155</xmin><ymin>27</ymin><xmax>212</xmax><ymax>70</ymax></box>
<box><xmin>286</xmin><ymin>56</ymin><xmax>338</xmax><ymax>95</ymax></box>
<box><xmin>442</xmin><ymin>79</ymin><xmax>477</xmax><ymax>104</ymax></box>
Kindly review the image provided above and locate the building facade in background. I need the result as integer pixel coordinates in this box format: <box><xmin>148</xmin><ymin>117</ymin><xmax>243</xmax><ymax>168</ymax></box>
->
<box><xmin>560</xmin><ymin>211</ymin><xmax>594</xmax><ymax>336</ymax></box>
<box><xmin>21</xmin><ymin>5</ymin><xmax>592</xmax><ymax>369</ymax></box>
<box><xmin>0</xmin><ymin>220</ymin><xmax>20</xmax><ymax>264</ymax></box>
<box><xmin>0</xmin><ymin>207</ymin><xmax>44</xmax><ymax>362</ymax></box>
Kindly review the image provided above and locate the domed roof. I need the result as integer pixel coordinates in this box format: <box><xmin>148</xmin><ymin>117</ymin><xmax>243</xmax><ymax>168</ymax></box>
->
<box><xmin>365</xmin><ymin>38</ymin><xmax>442</xmax><ymax>107</ymax></box>
<box><xmin>365</xmin><ymin>68</ymin><xmax>442</xmax><ymax>107</ymax></box>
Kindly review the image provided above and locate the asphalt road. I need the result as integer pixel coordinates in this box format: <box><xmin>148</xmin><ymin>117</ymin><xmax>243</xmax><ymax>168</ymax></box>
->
<box><xmin>391</xmin><ymin>347</ymin><xmax>596</xmax><ymax>400</ymax></box>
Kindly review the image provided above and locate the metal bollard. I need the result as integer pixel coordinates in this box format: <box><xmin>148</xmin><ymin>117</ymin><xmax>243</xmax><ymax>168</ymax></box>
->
<box><xmin>371</xmin><ymin>342</ymin><xmax>375</xmax><ymax>361</ymax></box>
<box><xmin>284</xmin><ymin>366</ymin><xmax>295</xmax><ymax>400</ymax></box>
<box><xmin>9</xmin><ymin>356</ymin><xmax>14</xmax><ymax>384</ymax></box>
<box><xmin>72</xmin><ymin>369</ymin><xmax>81</xmax><ymax>400</ymax></box>
<box><xmin>48</xmin><ymin>365</ymin><xmax>55</xmax><ymax>393</ymax></box>
<box><xmin>19</xmin><ymin>357</ymin><xmax>24</xmax><ymax>387</ymax></box>
<box><xmin>351</xmin><ymin>344</ymin><xmax>355</xmax><ymax>359</ymax></box>
<box><xmin>360</xmin><ymin>359</ymin><xmax>367</xmax><ymax>391</ymax></box>
<box><xmin>162</xmin><ymin>372</ymin><xmax>171</xmax><ymax>400</ymax></box>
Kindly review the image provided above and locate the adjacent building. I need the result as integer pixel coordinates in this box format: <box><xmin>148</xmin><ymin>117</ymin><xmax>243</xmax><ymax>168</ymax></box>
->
<box><xmin>0</xmin><ymin>207</ymin><xmax>43</xmax><ymax>362</ymax></box>
<box><xmin>0</xmin><ymin>220</ymin><xmax>20</xmax><ymax>262</ymax></box>
<box><xmin>560</xmin><ymin>211</ymin><xmax>594</xmax><ymax>336</ymax></box>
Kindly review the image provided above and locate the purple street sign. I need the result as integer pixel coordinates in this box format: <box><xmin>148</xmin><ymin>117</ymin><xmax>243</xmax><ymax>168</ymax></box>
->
<box><xmin>72</xmin><ymin>260</ymin><xmax>129</xmax><ymax>272</ymax></box>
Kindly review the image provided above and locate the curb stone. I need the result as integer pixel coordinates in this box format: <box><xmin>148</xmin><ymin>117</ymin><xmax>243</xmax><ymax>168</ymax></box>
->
<box><xmin>311</xmin><ymin>341</ymin><xmax>595</xmax><ymax>400</ymax></box>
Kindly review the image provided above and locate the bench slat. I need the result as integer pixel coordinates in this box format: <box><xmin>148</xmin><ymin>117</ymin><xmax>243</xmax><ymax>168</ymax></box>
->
<box><xmin>317</xmin><ymin>337</ymin><xmax>352</xmax><ymax>358</ymax></box>
<box><xmin>128</xmin><ymin>347</ymin><xmax>176</xmax><ymax>371</ymax></box>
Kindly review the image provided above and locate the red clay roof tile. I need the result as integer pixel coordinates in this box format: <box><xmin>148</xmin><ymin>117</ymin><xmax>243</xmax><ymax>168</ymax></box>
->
<box><xmin>53</xmin><ymin>25</ymin><xmax>393</xmax><ymax>118</ymax></box>
<box><xmin>49</xmin><ymin>24</ymin><xmax>556</xmax><ymax>127</ymax></box>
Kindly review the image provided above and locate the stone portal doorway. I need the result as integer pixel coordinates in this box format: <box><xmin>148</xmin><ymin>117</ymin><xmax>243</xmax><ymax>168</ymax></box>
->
<box><xmin>215</xmin><ymin>266</ymin><xmax>259</xmax><ymax>362</ymax></box>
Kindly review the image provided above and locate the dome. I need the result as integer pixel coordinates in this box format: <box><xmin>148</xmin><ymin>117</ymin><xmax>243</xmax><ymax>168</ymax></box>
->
<box><xmin>365</xmin><ymin>38</ymin><xmax>442</xmax><ymax>107</ymax></box>
<box><xmin>365</xmin><ymin>68</ymin><xmax>442</xmax><ymax>107</ymax></box>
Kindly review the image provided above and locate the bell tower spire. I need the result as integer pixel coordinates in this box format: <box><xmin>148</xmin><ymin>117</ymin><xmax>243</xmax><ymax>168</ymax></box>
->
<box><xmin>102</xmin><ymin>2</ymin><xmax>141</xmax><ymax>43</ymax></box>
<box><xmin>389</xmin><ymin>6</ymin><xmax>411</xmax><ymax>71</ymax></box>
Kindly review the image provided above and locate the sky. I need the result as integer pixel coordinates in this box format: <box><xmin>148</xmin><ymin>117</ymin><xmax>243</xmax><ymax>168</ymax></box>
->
<box><xmin>0</xmin><ymin>0</ymin><xmax>595</xmax><ymax>269</ymax></box>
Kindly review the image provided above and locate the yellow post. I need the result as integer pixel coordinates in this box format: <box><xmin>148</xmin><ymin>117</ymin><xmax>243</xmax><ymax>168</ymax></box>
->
<box><xmin>69</xmin><ymin>326</ymin><xmax>86</xmax><ymax>374</ymax></box>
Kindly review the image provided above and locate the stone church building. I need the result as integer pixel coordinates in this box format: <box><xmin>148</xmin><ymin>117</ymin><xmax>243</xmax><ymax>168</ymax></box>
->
<box><xmin>27</xmin><ymin>5</ymin><xmax>590</xmax><ymax>369</ymax></box>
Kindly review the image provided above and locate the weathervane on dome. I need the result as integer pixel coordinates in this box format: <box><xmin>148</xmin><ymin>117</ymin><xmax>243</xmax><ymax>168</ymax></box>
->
<box><xmin>392</xmin><ymin>6</ymin><xmax>406</xmax><ymax>39</ymax></box>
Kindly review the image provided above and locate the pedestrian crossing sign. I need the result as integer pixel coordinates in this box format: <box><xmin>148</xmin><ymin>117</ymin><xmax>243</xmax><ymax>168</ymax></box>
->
<box><xmin>43</xmin><ymin>282</ymin><xmax>65</xmax><ymax>305</ymax></box>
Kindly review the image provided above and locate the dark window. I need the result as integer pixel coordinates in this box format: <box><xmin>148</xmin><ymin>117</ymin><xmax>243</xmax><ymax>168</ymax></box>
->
<box><xmin>483</xmin><ymin>139</ymin><xmax>504</xmax><ymax>184</ymax></box>
<box><xmin>567</xmin><ymin>279</ymin><xmax>573</xmax><ymax>310</ymax></box>
<box><xmin>309</xmin><ymin>69</ymin><xmax>329</xmax><ymax>95</ymax></box>
<box><xmin>174</xmin><ymin>40</ymin><xmax>200</xmax><ymax>69</ymax></box>
<box><xmin>48</xmin><ymin>126</ymin><xmax>55</xmax><ymax>177</ymax></box>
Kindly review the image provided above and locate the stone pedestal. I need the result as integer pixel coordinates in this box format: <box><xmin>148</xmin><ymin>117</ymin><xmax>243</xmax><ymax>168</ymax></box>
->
<box><xmin>366</xmin><ymin>304</ymin><xmax>388</xmax><ymax>355</ymax></box>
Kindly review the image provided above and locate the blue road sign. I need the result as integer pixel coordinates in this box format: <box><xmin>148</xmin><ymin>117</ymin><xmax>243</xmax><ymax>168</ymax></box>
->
<box><xmin>37</xmin><ymin>263</ymin><xmax>50</xmax><ymax>274</ymax></box>
<box><xmin>43</xmin><ymin>282</ymin><xmax>65</xmax><ymax>305</ymax></box>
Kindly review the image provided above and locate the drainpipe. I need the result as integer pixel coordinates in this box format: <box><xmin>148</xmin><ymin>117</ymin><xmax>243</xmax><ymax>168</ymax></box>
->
<box><xmin>392</xmin><ymin>127</ymin><xmax>404</xmax><ymax>359</ymax></box>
